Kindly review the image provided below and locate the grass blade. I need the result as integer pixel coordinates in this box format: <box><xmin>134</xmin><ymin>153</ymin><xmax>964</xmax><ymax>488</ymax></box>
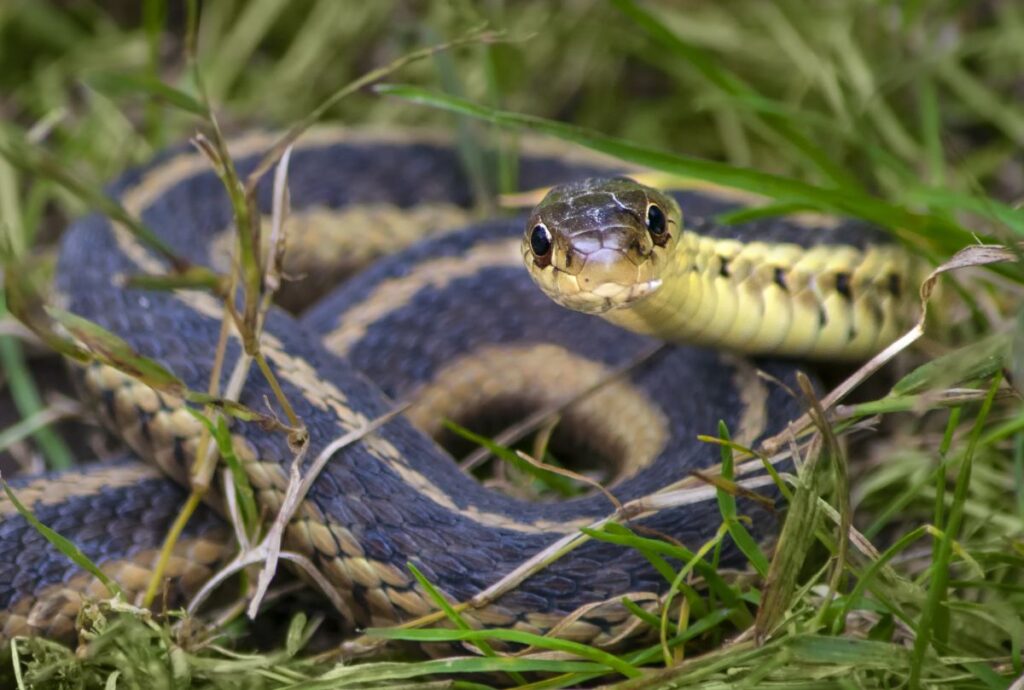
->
<box><xmin>405</xmin><ymin>561</ymin><xmax>527</xmax><ymax>685</ymax></box>
<box><xmin>366</xmin><ymin>627</ymin><xmax>643</xmax><ymax>679</ymax></box>
<box><xmin>375</xmin><ymin>84</ymin><xmax>969</xmax><ymax>246</ymax></box>
<box><xmin>1</xmin><ymin>478</ymin><xmax>123</xmax><ymax>598</ymax></box>
<box><xmin>909</xmin><ymin>374</ymin><xmax>1002</xmax><ymax>688</ymax></box>
<box><xmin>611</xmin><ymin>0</ymin><xmax>861</xmax><ymax>189</ymax></box>
<box><xmin>87</xmin><ymin>72</ymin><xmax>208</xmax><ymax>117</ymax></box>
<box><xmin>713</xmin><ymin>421</ymin><xmax>770</xmax><ymax>577</ymax></box>
<box><xmin>444</xmin><ymin>419</ymin><xmax>579</xmax><ymax>496</ymax></box>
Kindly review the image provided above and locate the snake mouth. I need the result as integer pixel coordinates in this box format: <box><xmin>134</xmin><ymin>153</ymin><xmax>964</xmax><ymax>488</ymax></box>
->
<box><xmin>522</xmin><ymin>233</ymin><xmax>665</xmax><ymax>315</ymax></box>
<box><xmin>549</xmin><ymin>275</ymin><xmax>663</xmax><ymax>314</ymax></box>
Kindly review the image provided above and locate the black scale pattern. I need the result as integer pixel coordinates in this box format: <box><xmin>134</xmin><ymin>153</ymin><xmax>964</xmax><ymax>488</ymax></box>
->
<box><xmin>7</xmin><ymin>138</ymin><xmax>809</xmax><ymax>626</ymax></box>
<box><xmin>0</xmin><ymin>459</ymin><xmax>223</xmax><ymax>609</ymax></box>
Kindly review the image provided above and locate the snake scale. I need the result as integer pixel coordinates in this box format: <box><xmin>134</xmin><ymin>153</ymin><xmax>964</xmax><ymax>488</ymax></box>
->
<box><xmin>0</xmin><ymin>129</ymin><xmax>924</xmax><ymax>649</ymax></box>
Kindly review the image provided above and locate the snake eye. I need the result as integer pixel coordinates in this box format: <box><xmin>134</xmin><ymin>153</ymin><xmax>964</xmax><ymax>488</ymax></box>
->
<box><xmin>646</xmin><ymin>204</ymin><xmax>667</xmax><ymax>236</ymax></box>
<box><xmin>530</xmin><ymin>223</ymin><xmax>552</xmax><ymax>258</ymax></box>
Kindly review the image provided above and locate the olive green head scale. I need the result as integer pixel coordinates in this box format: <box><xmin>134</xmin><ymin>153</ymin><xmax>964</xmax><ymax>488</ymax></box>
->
<box><xmin>522</xmin><ymin>177</ymin><xmax>681</xmax><ymax>314</ymax></box>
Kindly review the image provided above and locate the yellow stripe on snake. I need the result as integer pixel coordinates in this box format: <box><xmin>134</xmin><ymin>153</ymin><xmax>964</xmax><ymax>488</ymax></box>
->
<box><xmin>0</xmin><ymin>129</ymin><xmax>927</xmax><ymax>648</ymax></box>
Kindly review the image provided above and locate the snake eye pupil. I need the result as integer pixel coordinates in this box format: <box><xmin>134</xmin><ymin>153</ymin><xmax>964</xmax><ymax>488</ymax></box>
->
<box><xmin>646</xmin><ymin>204</ymin><xmax>666</xmax><ymax>235</ymax></box>
<box><xmin>530</xmin><ymin>224</ymin><xmax>552</xmax><ymax>257</ymax></box>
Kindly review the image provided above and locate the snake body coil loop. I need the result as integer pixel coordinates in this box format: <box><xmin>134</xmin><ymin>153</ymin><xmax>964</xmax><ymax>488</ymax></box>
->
<box><xmin>0</xmin><ymin>130</ymin><xmax>916</xmax><ymax>647</ymax></box>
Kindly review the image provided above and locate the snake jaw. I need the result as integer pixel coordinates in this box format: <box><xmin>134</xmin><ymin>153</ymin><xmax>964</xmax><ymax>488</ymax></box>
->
<box><xmin>584</xmin><ymin>276</ymin><xmax>663</xmax><ymax>312</ymax></box>
<box><xmin>527</xmin><ymin>260</ymin><xmax>663</xmax><ymax>314</ymax></box>
<box><xmin>623</xmin><ymin>277</ymin><xmax>663</xmax><ymax>304</ymax></box>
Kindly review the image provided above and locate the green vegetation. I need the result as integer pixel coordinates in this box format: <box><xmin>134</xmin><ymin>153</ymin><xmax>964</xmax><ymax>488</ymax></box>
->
<box><xmin>2</xmin><ymin>1</ymin><xmax>1024</xmax><ymax>688</ymax></box>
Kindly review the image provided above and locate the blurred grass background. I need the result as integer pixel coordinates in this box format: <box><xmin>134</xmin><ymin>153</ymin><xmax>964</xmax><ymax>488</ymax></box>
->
<box><xmin>2</xmin><ymin>0</ymin><xmax>1024</xmax><ymax>688</ymax></box>
<box><xmin>4</xmin><ymin>1</ymin><xmax>1023</xmax><ymax>218</ymax></box>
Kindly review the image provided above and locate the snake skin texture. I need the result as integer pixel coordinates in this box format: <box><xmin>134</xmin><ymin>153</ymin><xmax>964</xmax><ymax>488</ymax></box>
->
<box><xmin>1</xmin><ymin>131</ymin><xmax>807</xmax><ymax>648</ymax></box>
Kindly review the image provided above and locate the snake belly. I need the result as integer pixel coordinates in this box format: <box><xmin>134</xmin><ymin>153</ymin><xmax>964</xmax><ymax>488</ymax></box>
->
<box><xmin>1</xmin><ymin>130</ymin><xmax>807</xmax><ymax>647</ymax></box>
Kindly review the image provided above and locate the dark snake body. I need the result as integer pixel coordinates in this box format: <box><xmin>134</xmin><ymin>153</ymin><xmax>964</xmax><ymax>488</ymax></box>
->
<box><xmin>1</xmin><ymin>133</ymin><xmax>804</xmax><ymax>646</ymax></box>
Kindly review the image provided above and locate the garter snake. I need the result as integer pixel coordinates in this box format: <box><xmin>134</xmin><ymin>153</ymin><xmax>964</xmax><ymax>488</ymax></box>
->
<box><xmin>522</xmin><ymin>177</ymin><xmax>922</xmax><ymax>359</ymax></box>
<box><xmin>0</xmin><ymin>129</ymin><xmax>925</xmax><ymax>648</ymax></box>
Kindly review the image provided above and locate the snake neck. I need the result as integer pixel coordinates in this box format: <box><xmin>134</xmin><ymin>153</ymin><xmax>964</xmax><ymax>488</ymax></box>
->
<box><xmin>602</xmin><ymin>228</ymin><xmax>925</xmax><ymax>360</ymax></box>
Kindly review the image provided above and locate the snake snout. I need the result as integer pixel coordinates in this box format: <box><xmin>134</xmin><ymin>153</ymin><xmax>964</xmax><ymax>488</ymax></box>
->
<box><xmin>578</xmin><ymin>247</ymin><xmax>641</xmax><ymax>291</ymax></box>
<box><xmin>566</xmin><ymin>225</ymin><xmax>656</xmax><ymax>301</ymax></box>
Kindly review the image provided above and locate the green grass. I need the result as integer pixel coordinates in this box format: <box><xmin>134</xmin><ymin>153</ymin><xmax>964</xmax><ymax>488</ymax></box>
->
<box><xmin>2</xmin><ymin>1</ymin><xmax>1024</xmax><ymax>688</ymax></box>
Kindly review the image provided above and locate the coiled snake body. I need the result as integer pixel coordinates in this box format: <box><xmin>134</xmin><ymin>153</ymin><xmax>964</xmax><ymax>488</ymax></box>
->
<box><xmin>0</xmin><ymin>130</ymin><xmax>923</xmax><ymax>647</ymax></box>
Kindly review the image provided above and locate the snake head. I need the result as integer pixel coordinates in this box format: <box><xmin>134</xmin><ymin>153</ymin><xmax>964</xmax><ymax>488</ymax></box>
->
<box><xmin>522</xmin><ymin>177</ymin><xmax>681</xmax><ymax>314</ymax></box>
